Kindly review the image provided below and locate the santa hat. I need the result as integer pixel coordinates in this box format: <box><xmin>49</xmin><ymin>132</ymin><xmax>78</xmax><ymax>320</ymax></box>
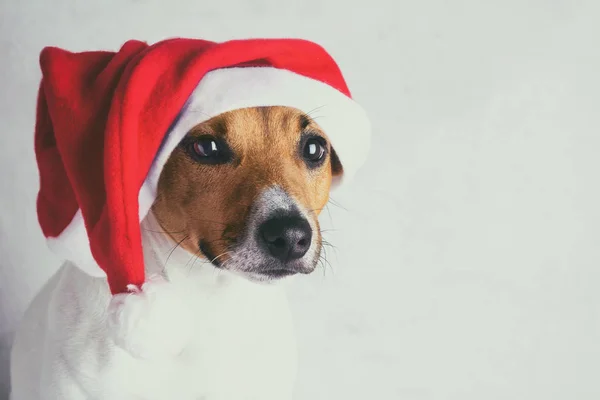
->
<box><xmin>34</xmin><ymin>37</ymin><xmax>371</xmax><ymax>358</ymax></box>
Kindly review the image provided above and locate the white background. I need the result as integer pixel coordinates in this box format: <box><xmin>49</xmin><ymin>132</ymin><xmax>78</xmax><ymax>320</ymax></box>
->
<box><xmin>1</xmin><ymin>0</ymin><xmax>599</xmax><ymax>399</ymax></box>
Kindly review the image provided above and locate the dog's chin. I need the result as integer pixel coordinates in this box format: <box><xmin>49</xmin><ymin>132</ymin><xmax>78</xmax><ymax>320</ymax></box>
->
<box><xmin>242</xmin><ymin>270</ymin><xmax>298</xmax><ymax>284</ymax></box>
<box><xmin>223</xmin><ymin>261</ymin><xmax>315</xmax><ymax>284</ymax></box>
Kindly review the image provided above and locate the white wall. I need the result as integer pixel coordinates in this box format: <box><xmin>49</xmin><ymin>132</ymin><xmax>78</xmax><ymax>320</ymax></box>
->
<box><xmin>1</xmin><ymin>0</ymin><xmax>599</xmax><ymax>399</ymax></box>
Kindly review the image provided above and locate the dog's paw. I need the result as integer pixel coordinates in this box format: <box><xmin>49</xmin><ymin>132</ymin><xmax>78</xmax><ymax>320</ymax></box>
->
<box><xmin>106</xmin><ymin>274</ymin><xmax>193</xmax><ymax>359</ymax></box>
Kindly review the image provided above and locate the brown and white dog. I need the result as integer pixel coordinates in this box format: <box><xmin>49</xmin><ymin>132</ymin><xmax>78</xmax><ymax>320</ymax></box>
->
<box><xmin>10</xmin><ymin>106</ymin><xmax>342</xmax><ymax>400</ymax></box>
<box><xmin>10</xmin><ymin>38</ymin><xmax>370</xmax><ymax>400</ymax></box>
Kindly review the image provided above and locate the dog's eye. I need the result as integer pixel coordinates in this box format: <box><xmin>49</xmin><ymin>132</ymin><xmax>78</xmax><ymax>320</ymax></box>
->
<box><xmin>302</xmin><ymin>137</ymin><xmax>327</xmax><ymax>166</ymax></box>
<box><xmin>184</xmin><ymin>135</ymin><xmax>232</xmax><ymax>164</ymax></box>
<box><xmin>193</xmin><ymin>138</ymin><xmax>219</xmax><ymax>158</ymax></box>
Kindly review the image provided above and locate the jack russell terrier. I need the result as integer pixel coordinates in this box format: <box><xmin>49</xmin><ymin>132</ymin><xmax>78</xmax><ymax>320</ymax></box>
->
<box><xmin>10</xmin><ymin>38</ymin><xmax>370</xmax><ymax>400</ymax></box>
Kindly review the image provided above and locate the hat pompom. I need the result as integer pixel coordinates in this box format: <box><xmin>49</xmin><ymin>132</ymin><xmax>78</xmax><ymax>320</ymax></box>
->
<box><xmin>106</xmin><ymin>275</ymin><xmax>193</xmax><ymax>359</ymax></box>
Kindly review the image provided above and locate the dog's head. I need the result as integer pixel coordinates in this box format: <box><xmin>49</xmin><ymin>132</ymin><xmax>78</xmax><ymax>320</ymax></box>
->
<box><xmin>151</xmin><ymin>106</ymin><xmax>342</xmax><ymax>281</ymax></box>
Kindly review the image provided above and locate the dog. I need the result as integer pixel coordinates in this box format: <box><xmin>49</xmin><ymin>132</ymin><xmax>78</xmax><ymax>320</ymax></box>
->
<box><xmin>10</xmin><ymin>106</ymin><xmax>342</xmax><ymax>400</ymax></box>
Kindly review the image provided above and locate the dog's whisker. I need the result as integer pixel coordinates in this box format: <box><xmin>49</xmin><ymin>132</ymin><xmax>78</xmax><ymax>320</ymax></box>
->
<box><xmin>321</xmin><ymin>239</ymin><xmax>337</xmax><ymax>249</ymax></box>
<box><xmin>321</xmin><ymin>239</ymin><xmax>339</xmax><ymax>262</ymax></box>
<box><xmin>307</xmin><ymin>115</ymin><xmax>324</xmax><ymax>122</ymax></box>
<box><xmin>211</xmin><ymin>251</ymin><xmax>231</xmax><ymax>264</ymax></box>
<box><xmin>185</xmin><ymin>251</ymin><xmax>200</xmax><ymax>276</ymax></box>
<box><xmin>304</xmin><ymin>105</ymin><xmax>326</xmax><ymax>119</ymax></box>
<box><xmin>186</xmin><ymin>246</ymin><xmax>203</xmax><ymax>266</ymax></box>
<box><xmin>324</xmin><ymin>203</ymin><xmax>334</xmax><ymax>226</ymax></box>
<box><xmin>317</xmin><ymin>241</ymin><xmax>335</xmax><ymax>277</ymax></box>
<box><xmin>164</xmin><ymin>235</ymin><xmax>189</xmax><ymax>267</ymax></box>
<box><xmin>317</xmin><ymin>254</ymin><xmax>328</xmax><ymax>278</ymax></box>
<box><xmin>327</xmin><ymin>197</ymin><xmax>347</xmax><ymax>211</ymax></box>
<box><xmin>319</xmin><ymin>256</ymin><xmax>333</xmax><ymax>277</ymax></box>
<box><xmin>181</xmin><ymin>107</ymin><xmax>214</xmax><ymax>120</ymax></box>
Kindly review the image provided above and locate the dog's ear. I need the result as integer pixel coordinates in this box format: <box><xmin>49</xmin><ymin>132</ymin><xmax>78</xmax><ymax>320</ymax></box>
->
<box><xmin>330</xmin><ymin>147</ymin><xmax>344</xmax><ymax>178</ymax></box>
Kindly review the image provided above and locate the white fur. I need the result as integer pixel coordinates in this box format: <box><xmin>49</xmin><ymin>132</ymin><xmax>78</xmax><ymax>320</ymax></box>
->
<box><xmin>10</xmin><ymin>212</ymin><xmax>298</xmax><ymax>400</ymax></box>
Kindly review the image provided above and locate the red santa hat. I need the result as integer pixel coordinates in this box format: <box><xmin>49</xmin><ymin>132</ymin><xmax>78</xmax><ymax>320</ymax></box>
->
<box><xmin>34</xmin><ymin>37</ymin><xmax>371</xmax><ymax>358</ymax></box>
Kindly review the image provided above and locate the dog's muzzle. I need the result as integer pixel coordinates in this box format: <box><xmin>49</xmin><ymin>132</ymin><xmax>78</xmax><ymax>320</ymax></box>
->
<box><xmin>254</xmin><ymin>213</ymin><xmax>314</xmax><ymax>277</ymax></box>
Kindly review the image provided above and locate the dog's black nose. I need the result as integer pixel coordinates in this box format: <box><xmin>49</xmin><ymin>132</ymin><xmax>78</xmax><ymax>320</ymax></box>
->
<box><xmin>259</xmin><ymin>216</ymin><xmax>312</xmax><ymax>262</ymax></box>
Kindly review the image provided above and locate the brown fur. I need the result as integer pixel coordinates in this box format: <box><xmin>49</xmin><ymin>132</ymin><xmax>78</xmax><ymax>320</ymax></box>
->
<box><xmin>151</xmin><ymin>106</ymin><xmax>342</xmax><ymax>262</ymax></box>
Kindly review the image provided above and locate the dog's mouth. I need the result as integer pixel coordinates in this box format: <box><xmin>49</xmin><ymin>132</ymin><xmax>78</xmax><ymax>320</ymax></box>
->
<box><xmin>198</xmin><ymin>239</ymin><xmax>316</xmax><ymax>281</ymax></box>
<box><xmin>198</xmin><ymin>240</ymin><xmax>224</xmax><ymax>268</ymax></box>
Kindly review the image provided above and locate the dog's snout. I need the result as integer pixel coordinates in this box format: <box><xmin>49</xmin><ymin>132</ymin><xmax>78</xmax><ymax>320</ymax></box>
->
<box><xmin>259</xmin><ymin>216</ymin><xmax>312</xmax><ymax>262</ymax></box>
